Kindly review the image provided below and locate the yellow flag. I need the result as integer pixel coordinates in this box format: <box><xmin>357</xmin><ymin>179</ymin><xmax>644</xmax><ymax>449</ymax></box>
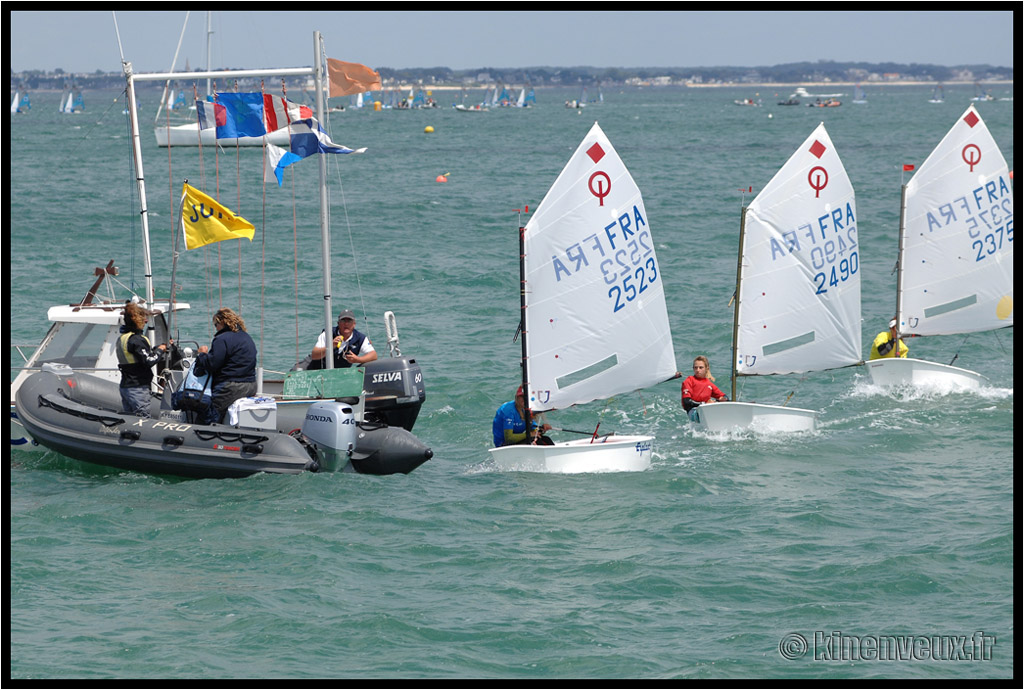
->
<box><xmin>181</xmin><ymin>183</ymin><xmax>255</xmax><ymax>250</ymax></box>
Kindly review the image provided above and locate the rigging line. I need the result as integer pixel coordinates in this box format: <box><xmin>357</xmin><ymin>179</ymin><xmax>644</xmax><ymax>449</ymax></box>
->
<box><xmin>291</xmin><ymin>167</ymin><xmax>301</xmax><ymax>364</ymax></box>
<box><xmin>166</xmin><ymin>102</ymin><xmax>176</xmax><ymax>289</ymax></box>
<box><xmin>154</xmin><ymin>10</ymin><xmax>191</xmax><ymax>124</ymax></box>
<box><xmin>236</xmin><ymin>104</ymin><xmax>244</xmax><ymax>316</ymax></box>
<box><xmin>259</xmin><ymin>145</ymin><xmax>267</xmax><ymax>372</ymax></box>
<box><xmin>328</xmin><ymin>149</ymin><xmax>369</xmax><ymax>322</ymax></box>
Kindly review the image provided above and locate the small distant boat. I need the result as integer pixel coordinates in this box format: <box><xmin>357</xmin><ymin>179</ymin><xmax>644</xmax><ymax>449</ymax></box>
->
<box><xmin>734</xmin><ymin>98</ymin><xmax>761</xmax><ymax>107</ymax></box>
<box><xmin>852</xmin><ymin>85</ymin><xmax>867</xmax><ymax>104</ymax></box>
<box><xmin>793</xmin><ymin>87</ymin><xmax>844</xmax><ymax>99</ymax></box>
<box><xmin>454</xmin><ymin>87</ymin><xmax>489</xmax><ymax>113</ymax></box>
<box><xmin>928</xmin><ymin>84</ymin><xmax>945</xmax><ymax>104</ymax></box>
<box><xmin>808</xmin><ymin>98</ymin><xmax>841</xmax><ymax>108</ymax></box>
<box><xmin>971</xmin><ymin>82</ymin><xmax>995</xmax><ymax>102</ymax></box>
<box><xmin>777</xmin><ymin>98</ymin><xmax>801</xmax><ymax>106</ymax></box>
<box><xmin>867</xmin><ymin>105</ymin><xmax>1013</xmax><ymax>389</ymax></box>
<box><xmin>693</xmin><ymin>123</ymin><xmax>861</xmax><ymax>434</ymax></box>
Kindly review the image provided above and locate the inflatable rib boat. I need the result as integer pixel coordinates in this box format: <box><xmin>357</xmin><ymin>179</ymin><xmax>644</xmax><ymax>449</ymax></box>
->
<box><xmin>15</xmin><ymin>367</ymin><xmax>432</xmax><ymax>479</ymax></box>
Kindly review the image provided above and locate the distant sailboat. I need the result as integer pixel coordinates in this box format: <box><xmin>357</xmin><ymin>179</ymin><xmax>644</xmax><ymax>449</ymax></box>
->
<box><xmin>971</xmin><ymin>82</ymin><xmax>995</xmax><ymax>102</ymax></box>
<box><xmin>852</xmin><ymin>84</ymin><xmax>867</xmax><ymax>104</ymax></box>
<box><xmin>866</xmin><ymin>105</ymin><xmax>1013</xmax><ymax>389</ymax></box>
<box><xmin>59</xmin><ymin>88</ymin><xmax>83</xmax><ymax>114</ymax></box>
<box><xmin>11</xmin><ymin>90</ymin><xmax>30</xmax><ymax>113</ymax></box>
<box><xmin>928</xmin><ymin>84</ymin><xmax>945</xmax><ymax>104</ymax></box>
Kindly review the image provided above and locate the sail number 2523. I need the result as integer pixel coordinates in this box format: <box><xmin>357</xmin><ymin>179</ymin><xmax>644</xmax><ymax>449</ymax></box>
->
<box><xmin>602</xmin><ymin>231</ymin><xmax>657</xmax><ymax>312</ymax></box>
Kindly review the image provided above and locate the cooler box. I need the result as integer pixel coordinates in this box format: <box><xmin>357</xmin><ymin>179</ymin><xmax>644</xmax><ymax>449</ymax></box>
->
<box><xmin>228</xmin><ymin>396</ymin><xmax>278</xmax><ymax>430</ymax></box>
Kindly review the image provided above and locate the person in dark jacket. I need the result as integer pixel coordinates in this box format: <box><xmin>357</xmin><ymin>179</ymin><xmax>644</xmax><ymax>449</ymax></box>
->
<box><xmin>117</xmin><ymin>301</ymin><xmax>168</xmax><ymax>416</ymax></box>
<box><xmin>194</xmin><ymin>308</ymin><xmax>258</xmax><ymax>424</ymax></box>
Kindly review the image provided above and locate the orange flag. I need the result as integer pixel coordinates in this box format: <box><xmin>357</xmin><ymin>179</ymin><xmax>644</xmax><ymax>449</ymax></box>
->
<box><xmin>327</xmin><ymin>59</ymin><xmax>382</xmax><ymax>97</ymax></box>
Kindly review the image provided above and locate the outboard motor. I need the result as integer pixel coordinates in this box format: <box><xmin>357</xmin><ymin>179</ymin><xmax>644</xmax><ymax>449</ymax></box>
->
<box><xmin>362</xmin><ymin>358</ymin><xmax>426</xmax><ymax>432</ymax></box>
<box><xmin>300</xmin><ymin>400</ymin><xmax>358</xmax><ymax>472</ymax></box>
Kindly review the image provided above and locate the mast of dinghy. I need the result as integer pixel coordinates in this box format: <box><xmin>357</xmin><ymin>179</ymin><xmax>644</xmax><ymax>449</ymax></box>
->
<box><xmin>893</xmin><ymin>182</ymin><xmax>909</xmax><ymax>341</ymax></box>
<box><xmin>729</xmin><ymin>206</ymin><xmax>748</xmax><ymax>402</ymax></box>
<box><xmin>518</xmin><ymin>219</ymin><xmax>532</xmax><ymax>435</ymax></box>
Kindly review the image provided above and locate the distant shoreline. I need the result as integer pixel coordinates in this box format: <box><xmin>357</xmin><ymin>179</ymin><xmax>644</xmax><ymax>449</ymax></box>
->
<box><xmin>20</xmin><ymin>79</ymin><xmax>1013</xmax><ymax>94</ymax></box>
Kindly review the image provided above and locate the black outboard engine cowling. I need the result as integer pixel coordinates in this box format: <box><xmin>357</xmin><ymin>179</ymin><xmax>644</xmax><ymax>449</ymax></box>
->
<box><xmin>361</xmin><ymin>358</ymin><xmax>426</xmax><ymax>432</ymax></box>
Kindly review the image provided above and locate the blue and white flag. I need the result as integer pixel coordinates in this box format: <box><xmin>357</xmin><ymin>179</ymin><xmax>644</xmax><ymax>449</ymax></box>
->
<box><xmin>264</xmin><ymin>143</ymin><xmax>303</xmax><ymax>186</ymax></box>
<box><xmin>288</xmin><ymin>118</ymin><xmax>367</xmax><ymax>159</ymax></box>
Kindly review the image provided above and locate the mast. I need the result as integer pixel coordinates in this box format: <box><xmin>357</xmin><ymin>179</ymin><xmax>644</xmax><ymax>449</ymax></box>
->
<box><xmin>893</xmin><ymin>182</ymin><xmax>909</xmax><ymax>340</ymax></box>
<box><xmin>729</xmin><ymin>205</ymin><xmax>748</xmax><ymax>401</ymax></box>
<box><xmin>518</xmin><ymin>219</ymin><xmax>533</xmax><ymax>435</ymax></box>
<box><xmin>314</xmin><ymin>32</ymin><xmax>334</xmax><ymax>369</ymax></box>
<box><xmin>122</xmin><ymin>64</ymin><xmax>156</xmax><ymax>308</ymax></box>
<box><xmin>205</xmin><ymin>11</ymin><xmax>213</xmax><ymax>98</ymax></box>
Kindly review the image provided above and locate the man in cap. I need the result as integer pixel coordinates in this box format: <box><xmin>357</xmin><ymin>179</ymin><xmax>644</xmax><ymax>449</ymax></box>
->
<box><xmin>869</xmin><ymin>317</ymin><xmax>909</xmax><ymax>360</ymax></box>
<box><xmin>309</xmin><ymin>309</ymin><xmax>378</xmax><ymax>369</ymax></box>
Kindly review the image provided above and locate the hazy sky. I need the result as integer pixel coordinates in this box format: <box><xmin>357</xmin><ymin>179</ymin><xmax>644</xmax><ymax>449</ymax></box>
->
<box><xmin>10</xmin><ymin>10</ymin><xmax>1016</xmax><ymax>73</ymax></box>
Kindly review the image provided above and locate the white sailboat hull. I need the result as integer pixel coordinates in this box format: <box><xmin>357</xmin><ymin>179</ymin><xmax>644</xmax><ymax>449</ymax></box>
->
<box><xmin>488</xmin><ymin>435</ymin><xmax>653</xmax><ymax>473</ymax></box>
<box><xmin>866</xmin><ymin>357</ymin><xmax>987</xmax><ymax>389</ymax></box>
<box><xmin>692</xmin><ymin>401</ymin><xmax>817</xmax><ymax>433</ymax></box>
<box><xmin>155</xmin><ymin>123</ymin><xmax>291</xmax><ymax>147</ymax></box>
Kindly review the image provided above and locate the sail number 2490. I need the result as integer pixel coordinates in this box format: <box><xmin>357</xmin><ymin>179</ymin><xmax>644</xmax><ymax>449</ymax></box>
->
<box><xmin>814</xmin><ymin>252</ymin><xmax>859</xmax><ymax>295</ymax></box>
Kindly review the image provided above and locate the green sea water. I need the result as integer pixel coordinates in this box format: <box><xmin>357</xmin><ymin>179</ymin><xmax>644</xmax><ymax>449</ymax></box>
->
<box><xmin>9</xmin><ymin>83</ymin><xmax>1015</xmax><ymax>679</ymax></box>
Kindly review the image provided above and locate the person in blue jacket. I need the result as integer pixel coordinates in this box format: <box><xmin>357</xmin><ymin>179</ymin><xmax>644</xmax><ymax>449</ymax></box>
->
<box><xmin>492</xmin><ymin>386</ymin><xmax>552</xmax><ymax>447</ymax></box>
<box><xmin>194</xmin><ymin>308</ymin><xmax>258</xmax><ymax>424</ymax></box>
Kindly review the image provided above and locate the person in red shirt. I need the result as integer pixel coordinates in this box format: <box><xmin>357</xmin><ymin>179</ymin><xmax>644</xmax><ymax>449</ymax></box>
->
<box><xmin>681</xmin><ymin>355</ymin><xmax>728</xmax><ymax>421</ymax></box>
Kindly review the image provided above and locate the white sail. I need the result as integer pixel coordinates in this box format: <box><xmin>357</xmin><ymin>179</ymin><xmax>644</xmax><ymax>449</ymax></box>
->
<box><xmin>11</xmin><ymin>90</ymin><xmax>19</xmax><ymax>113</ymax></box>
<box><xmin>899</xmin><ymin>105</ymin><xmax>1014</xmax><ymax>337</ymax></box>
<box><xmin>737</xmin><ymin>123</ymin><xmax>861</xmax><ymax>376</ymax></box>
<box><xmin>523</xmin><ymin>122</ymin><xmax>677</xmax><ymax>412</ymax></box>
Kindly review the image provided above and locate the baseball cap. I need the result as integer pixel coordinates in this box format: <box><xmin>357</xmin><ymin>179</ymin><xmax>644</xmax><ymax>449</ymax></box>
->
<box><xmin>337</xmin><ymin>310</ymin><xmax>356</xmax><ymax>322</ymax></box>
<box><xmin>889</xmin><ymin>319</ymin><xmax>898</xmax><ymax>329</ymax></box>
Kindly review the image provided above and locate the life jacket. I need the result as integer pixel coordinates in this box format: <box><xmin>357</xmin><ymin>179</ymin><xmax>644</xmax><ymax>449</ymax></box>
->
<box><xmin>117</xmin><ymin>330</ymin><xmax>149</xmax><ymax>366</ymax></box>
<box><xmin>309</xmin><ymin>327</ymin><xmax>367</xmax><ymax>369</ymax></box>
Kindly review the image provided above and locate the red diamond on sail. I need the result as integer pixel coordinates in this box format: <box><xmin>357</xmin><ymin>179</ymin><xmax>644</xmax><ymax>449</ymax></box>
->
<box><xmin>809</xmin><ymin>140</ymin><xmax>827</xmax><ymax>159</ymax></box>
<box><xmin>587</xmin><ymin>143</ymin><xmax>606</xmax><ymax>163</ymax></box>
<box><xmin>963</xmin><ymin>110</ymin><xmax>980</xmax><ymax>128</ymax></box>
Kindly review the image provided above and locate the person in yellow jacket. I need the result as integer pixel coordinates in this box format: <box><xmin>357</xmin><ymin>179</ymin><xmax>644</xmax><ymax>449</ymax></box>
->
<box><xmin>869</xmin><ymin>318</ymin><xmax>909</xmax><ymax>360</ymax></box>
